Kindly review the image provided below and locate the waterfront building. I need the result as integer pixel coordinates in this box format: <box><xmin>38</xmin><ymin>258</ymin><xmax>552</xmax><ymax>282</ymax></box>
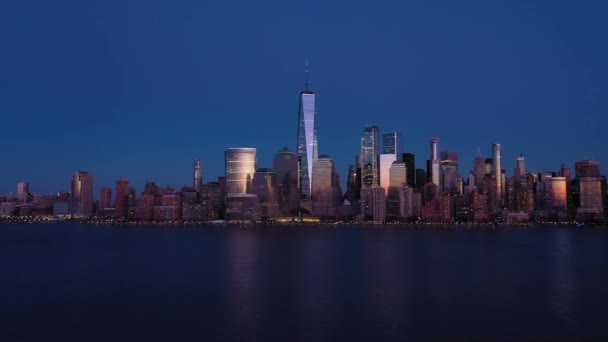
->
<box><xmin>115</xmin><ymin>178</ymin><xmax>129</xmax><ymax>218</ymax></box>
<box><xmin>71</xmin><ymin>171</ymin><xmax>93</xmax><ymax>216</ymax></box>
<box><xmin>492</xmin><ymin>143</ymin><xmax>502</xmax><ymax>207</ymax></box>
<box><xmin>225</xmin><ymin>148</ymin><xmax>256</xmax><ymax>195</ymax></box>
<box><xmin>296</xmin><ymin>64</ymin><xmax>317</xmax><ymax>200</ymax></box>
<box><xmin>251</xmin><ymin>168</ymin><xmax>280</xmax><ymax>219</ymax></box>
<box><xmin>361</xmin><ymin>125</ymin><xmax>380</xmax><ymax>188</ymax></box>
<box><xmin>273</xmin><ymin>147</ymin><xmax>300</xmax><ymax>216</ymax></box>
<box><xmin>360</xmin><ymin>187</ymin><xmax>386</xmax><ymax>223</ymax></box>
<box><xmin>17</xmin><ymin>182</ymin><xmax>28</xmax><ymax>204</ymax></box>
<box><xmin>311</xmin><ymin>155</ymin><xmax>341</xmax><ymax>217</ymax></box>
<box><xmin>194</xmin><ymin>159</ymin><xmax>202</xmax><ymax>195</ymax></box>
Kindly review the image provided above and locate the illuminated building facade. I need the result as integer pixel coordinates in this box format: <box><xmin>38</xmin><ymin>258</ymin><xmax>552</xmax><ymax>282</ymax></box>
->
<box><xmin>71</xmin><ymin>171</ymin><xmax>93</xmax><ymax>216</ymax></box>
<box><xmin>296</xmin><ymin>66</ymin><xmax>317</xmax><ymax>200</ymax></box>
<box><xmin>440</xmin><ymin>151</ymin><xmax>459</xmax><ymax>194</ymax></box>
<box><xmin>382</xmin><ymin>131</ymin><xmax>402</xmax><ymax>155</ymax></box>
<box><xmin>361</xmin><ymin>125</ymin><xmax>380</xmax><ymax>188</ymax></box>
<box><xmin>430</xmin><ymin>137</ymin><xmax>440</xmax><ymax>187</ymax></box>
<box><xmin>379</xmin><ymin>154</ymin><xmax>397</xmax><ymax>195</ymax></box>
<box><xmin>492</xmin><ymin>143</ymin><xmax>502</xmax><ymax>207</ymax></box>
<box><xmin>225</xmin><ymin>148</ymin><xmax>256</xmax><ymax>195</ymax></box>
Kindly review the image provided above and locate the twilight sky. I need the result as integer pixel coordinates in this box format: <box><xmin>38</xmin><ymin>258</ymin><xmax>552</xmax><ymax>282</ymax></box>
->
<box><xmin>1</xmin><ymin>0</ymin><xmax>607</xmax><ymax>196</ymax></box>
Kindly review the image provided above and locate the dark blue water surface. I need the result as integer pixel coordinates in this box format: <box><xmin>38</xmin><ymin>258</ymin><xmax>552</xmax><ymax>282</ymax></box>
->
<box><xmin>1</xmin><ymin>223</ymin><xmax>607</xmax><ymax>341</ymax></box>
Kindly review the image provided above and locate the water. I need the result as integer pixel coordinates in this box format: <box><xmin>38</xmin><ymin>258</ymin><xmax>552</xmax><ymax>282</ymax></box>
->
<box><xmin>1</xmin><ymin>223</ymin><xmax>607</xmax><ymax>341</ymax></box>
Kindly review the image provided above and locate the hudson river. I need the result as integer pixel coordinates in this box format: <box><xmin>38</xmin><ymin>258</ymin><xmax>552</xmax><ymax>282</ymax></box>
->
<box><xmin>1</xmin><ymin>223</ymin><xmax>606</xmax><ymax>341</ymax></box>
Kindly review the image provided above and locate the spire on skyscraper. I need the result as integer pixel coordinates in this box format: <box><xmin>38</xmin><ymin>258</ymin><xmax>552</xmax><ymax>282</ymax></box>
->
<box><xmin>305</xmin><ymin>60</ymin><xmax>309</xmax><ymax>91</ymax></box>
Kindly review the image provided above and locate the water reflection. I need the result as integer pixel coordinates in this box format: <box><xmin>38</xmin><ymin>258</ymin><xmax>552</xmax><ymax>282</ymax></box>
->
<box><xmin>551</xmin><ymin>229</ymin><xmax>576</xmax><ymax>328</ymax></box>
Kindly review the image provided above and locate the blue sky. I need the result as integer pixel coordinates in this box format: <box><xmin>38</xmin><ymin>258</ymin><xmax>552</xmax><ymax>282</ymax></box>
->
<box><xmin>1</xmin><ymin>0</ymin><xmax>606</xmax><ymax>196</ymax></box>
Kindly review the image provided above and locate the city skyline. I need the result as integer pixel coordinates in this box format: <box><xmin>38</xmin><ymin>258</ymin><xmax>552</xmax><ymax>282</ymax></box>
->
<box><xmin>1</xmin><ymin>1</ymin><xmax>607</xmax><ymax>195</ymax></box>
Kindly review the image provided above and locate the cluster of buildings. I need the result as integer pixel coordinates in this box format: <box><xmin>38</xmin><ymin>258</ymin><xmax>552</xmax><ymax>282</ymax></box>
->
<box><xmin>2</xmin><ymin>72</ymin><xmax>606</xmax><ymax>224</ymax></box>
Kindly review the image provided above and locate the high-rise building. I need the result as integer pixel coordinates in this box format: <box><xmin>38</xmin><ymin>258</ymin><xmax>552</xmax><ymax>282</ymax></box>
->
<box><xmin>415</xmin><ymin>168</ymin><xmax>427</xmax><ymax>188</ymax></box>
<box><xmin>296</xmin><ymin>64</ymin><xmax>317</xmax><ymax>200</ymax></box>
<box><xmin>540</xmin><ymin>176</ymin><xmax>568</xmax><ymax>218</ymax></box>
<box><xmin>225</xmin><ymin>148</ymin><xmax>256</xmax><ymax>195</ymax></box>
<box><xmin>473</xmin><ymin>147</ymin><xmax>485</xmax><ymax>189</ymax></box>
<box><xmin>389</xmin><ymin>162</ymin><xmax>407</xmax><ymax>188</ymax></box>
<box><xmin>575</xmin><ymin>160</ymin><xmax>600</xmax><ymax>178</ymax></box>
<box><xmin>402</xmin><ymin>153</ymin><xmax>415</xmax><ymax>188</ymax></box>
<box><xmin>379</xmin><ymin>154</ymin><xmax>397</xmax><ymax>195</ymax></box>
<box><xmin>440</xmin><ymin>151</ymin><xmax>459</xmax><ymax>194</ymax></box>
<box><xmin>514</xmin><ymin>154</ymin><xmax>525</xmax><ymax>178</ymax></box>
<box><xmin>360</xmin><ymin>187</ymin><xmax>386</xmax><ymax>223</ymax></box>
<box><xmin>386</xmin><ymin>162</ymin><xmax>408</xmax><ymax>219</ymax></box>
<box><xmin>71</xmin><ymin>171</ymin><xmax>93</xmax><ymax>216</ymax></box>
<box><xmin>251</xmin><ymin>168</ymin><xmax>280</xmax><ymax>219</ymax></box>
<box><xmin>312</xmin><ymin>155</ymin><xmax>341</xmax><ymax>217</ymax></box>
<box><xmin>194</xmin><ymin>159</ymin><xmax>202</xmax><ymax>195</ymax></box>
<box><xmin>225</xmin><ymin>148</ymin><xmax>259</xmax><ymax>221</ymax></box>
<box><xmin>17</xmin><ymin>181</ymin><xmax>29</xmax><ymax>204</ymax></box>
<box><xmin>100</xmin><ymin>186</ymin><xmax>112</xmax><ymax>209</ymax></box>
<box><xmin>115</xmin><ymin>178</ymin><xmax>129</xmax><ymax>218</ymax></box>
<box><xmin>578</xmin><ymin>177</ymin><xmax>603</xmax><ymax>216</ymax></box>
<box><xmin>361</xmin><ymin>125</ymin><xmax>380</xmax><ymax>188</ymax></box>
<box><xmin>382</xmin><ymin>132</ymin><xmax>402</xmax><ymax>155</ymax></box>
<box><xmin>429</xmin><ymin>137</ymin><xmax>440</xmax><ymax>186</ymax></box>
<box><xmin>492</xmin><ymin>143</ymin><xmax>502</xmax><ymax>207</ymax></box>
<box><xmin>273</xmin><ymin>147</ymin><xmax>300</xmax><ymax>216</ymax></box>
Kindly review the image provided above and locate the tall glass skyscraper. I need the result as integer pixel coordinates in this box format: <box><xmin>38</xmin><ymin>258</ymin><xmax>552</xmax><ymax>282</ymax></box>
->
<box><xmin>361</xmin><ymin>125</ymin><xmax>380</xmax><ymax>188</ymax></box>
<box><xmin>296</xmin><ymin>66</ymin><xmax>317</xmax><ymax>200</ymax></box>
<box><xmin>225</xmin><ymin>148</ymin><xmax>257</xmax><ymax>195</ymax></box>
<box><xmin>382</xmin><ymin>132</ymin><xmax>402</xmax><ymax>155</ymax></box>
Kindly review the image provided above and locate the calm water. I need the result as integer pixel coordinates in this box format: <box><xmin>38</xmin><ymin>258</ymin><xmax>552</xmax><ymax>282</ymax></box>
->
<box><xmin>0</xmin><ymin>223</ymin><xmax>607</xmax><ymax>341</ymax></box>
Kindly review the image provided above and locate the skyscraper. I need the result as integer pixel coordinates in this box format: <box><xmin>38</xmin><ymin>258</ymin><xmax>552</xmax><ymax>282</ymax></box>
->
<box><xmin>296</xmin><ymin>63</ymin><xmax>317</xmax><ymax>200</ymax></box>
<box><xmin>402</xmin><ymin>153</ymin><xmax>415</xmax><ymax>188</ymax></box>
<box><xmin>194</xmin><ymin>159</ymin><xmax>202</xmax><ymax>195</ymax></box>
<box><xmin>17</xmin><ymin>181</ymin><xmax>28</xmax><ymax>203</ymax></box>
<box><xmin>382</xmin><ymin>132</ymin><xmax>402</xmax><ymax>155</ymax></box>
<box><xmin>225</xmin><ymin>148</ymin><xmax>259</xmax><ymax>221</ymax></box>
<box><xmin>100</xmin><ymin>186</ymin><xmax>112</xmax><ymax>209</ymax></box>
<box><xmin>273</xmin><ymin>147</ymin><xmax>300</xmax><ymax>215</ymax></box>
<box><xmin>71</xmin><ymin>171</ymin><xmax>93</xmax><ymax>216</ymax></box>
<box><xmin>361</xmin><ymin>125</ymin><xmax>380</xmax><ymax>188</ymax></box>
<box><xmin>473</xmin><ymin>147</ymin><xmax>485</xmax><ymax>189</ymax></box>
<box><xmin>115</xmin><ymin>178</ymin><xmax>129</xmax><ymax>218</ymax></box>
<box><xmin>440</xmin><ymin>151</ymin><xmax>459</xmax><ymax>194</ymax></box>
<box><xmin>312</xmin><ymin>155</ymin><xmax>341</xmax><ymax>217</ymax></box>
<box><xmin>430</xmin><ymin>137</ymin><xmax>440</xmax><ymax>187</ymax></box>
<box><xmin>379</xmin><ymin>153</ymin><xmax>397</xmax><ymax>195</ymax></box>
<box><xmin>514</xmin><ymin>154</ymin><xmax>525</xmax><ymax>178</ymax></box>
<box><xmin>575</xmin><ymin>160</ymin><xmax>600</xmax><ymax>178</ymax></box>
<box><xmin>492</xmin><ymin>143</ymin><xmax>502</xmax><ymax>207</ymax></box>
<box><xmin>225</xmin><ymin>148</ymin><xmax>257</xmax><ymax>195</ymax></box>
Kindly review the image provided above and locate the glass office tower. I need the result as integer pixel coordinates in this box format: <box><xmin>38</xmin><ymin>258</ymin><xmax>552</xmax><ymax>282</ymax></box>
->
<box><xmin>361</xmin><ymin>125</ymin><xmax>380</xmax><ymax>188</ymax></box>
<box><xmin>297</xmin><ymin>89</ymin><xmax>317</xmax><ymax>200</ymax></box>
<box><xmin>225</xmin><ymin>148</ymin><xmax>257</xmax><ymax>195</ymax></box>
